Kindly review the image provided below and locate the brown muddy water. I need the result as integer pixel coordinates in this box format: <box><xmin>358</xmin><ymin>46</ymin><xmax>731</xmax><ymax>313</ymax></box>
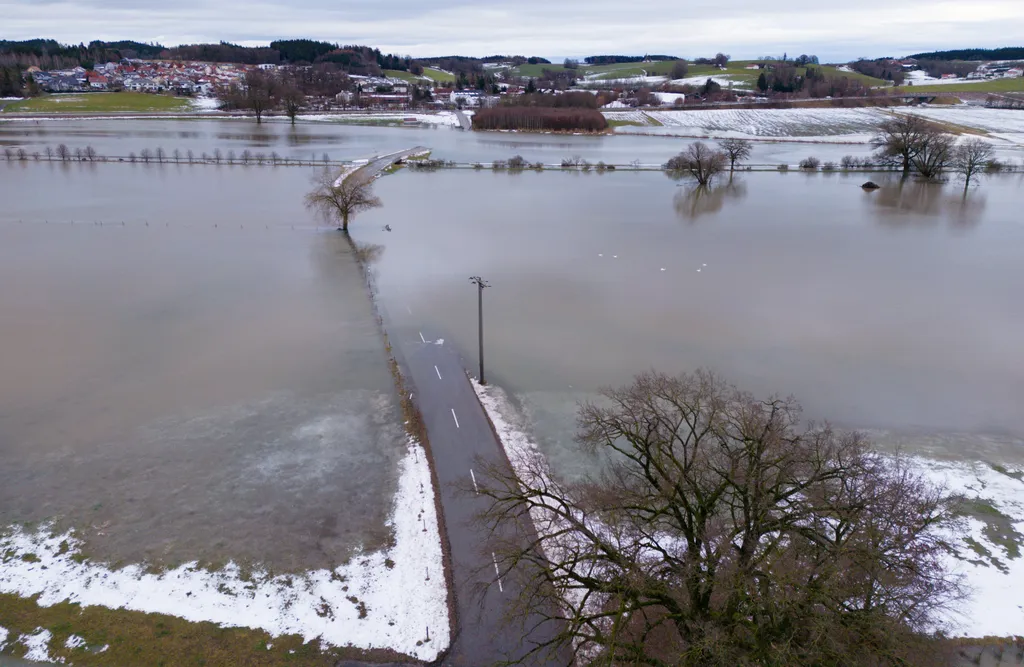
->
<box><xmin>0</xmin><ymin>161</ymin><xmax>405</xmax><ymax>571</ymax></box>
<box><xmin>355</xmin><ymin>168</ymin><xmax>1024</xmax><ymax>481</ymax></box>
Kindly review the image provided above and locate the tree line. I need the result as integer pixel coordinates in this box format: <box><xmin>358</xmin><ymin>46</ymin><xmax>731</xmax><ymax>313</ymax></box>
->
<box><xmin>472</xmin><ymin>106</ymin><xmax>608</xmax><ymax>132</ymax></box>
<box><xmin>909</xmin><ymin>46</ymin><xmax>1024</xmax><ymax>61</ymax></box>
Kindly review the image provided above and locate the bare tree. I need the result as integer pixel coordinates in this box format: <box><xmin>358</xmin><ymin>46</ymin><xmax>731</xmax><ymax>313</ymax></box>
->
<box><xmin>56</xmin><ymin>144</ymin><xmax>70</xmax><ymax>161</ymax></box>
<box><xmin>129</xmin><ymin>152</ymin><xmax>137</xmax><ymax>163</ymax></box>
<box><xmin>74</xmin><ymin>147</ymin><xmax>83</xmax><ymax>161</ymax></box>
<box><xmin>140</xmin><ymin>148</ymin><xmax>152</xmax><ymax>163</ymax></box>
<box><xmin>240</xmin><ymin>149</ymin><xmax>252</xmax><ymax>164</ymax></box>
<box><xmin>872</xmin><ymin>114</ymin><xmax>935</xmax><ymax>174</ymax></box>
<box><xmin>226</xmin><ymin>150</ymin><xmax>235</xmax><ymax>165</ymax></box>
<box><xmin>241</xmin><ymin>70</ymin><xmax>276</xmax><ymax>124</ymax></box>
<box><xmin>665</xmin><ymin>141</ymin><xmax>728</xmax><ymax>186</ymax></box>
<box><xmin>719</xmin><ymin>138</ymin><xmax>752</xmax><ymax>172</ymax></box>
<box><xmin>322</xmin><ymin>152</ymin><xmax>330</xmax><ymax>166</ymax></box>
<box><xmin>270</xmin><ymin>151</ymin><xmax>280</xmax><ymax>165</ymax></box>
<box><xmin>45</xmin><ymin>146</ymin><xmax>53</xmax><ymax>160</ymax></box>
<box><xmin>155</xmin><ymin>147</ymin><xmax>166</xmax><ymax>164</ymax></box>
<box><xmin>83</xmin><ymin>146</ymin><xmax>97</xmax><ymax>161</ymax></box>
<box><xmin>477</xmin><ymin>370</ymin><xmax>964</xmax><ymax>666</ymax></box>
<box><xmin>187</xmin><ymin>149</ymin><xmax>195</xmax><ymax>164</ymax></box>
<box><xmin>213</xmin><ymin>148</ymin><xmax>222</xmax><ymax>164</ymax></box>
<box><xmin>952</xmin><ymin>138</ymin><xmax>994</xmax><ymax>188</ymax></box>
<box><xmin>17</xmin><ymin>148</ymin><xmax>27</xmax><ymax>161</ymax></box>
<box><xmin>281</xmin><ymin>85</ymin><xmax>306</xmax><ymax>125</ymax></box>
<box><xmin>173</xmin><ymin>149</ymin><xmax>181</xmax><ymax>163</ymax></box>
<box><xmin>911</xmin><ymin>131</ymin><xmax>955</xmax><ymax>179</ymax></box>
<box><xmin>305</xmin><ymin>168</ymin><xmax>383</xmax><ymax>233</ymax></box>
<box><xmin>3</xmin><ymin>147</ymin><xmax>12</xmax><ymax>160</ymax></box>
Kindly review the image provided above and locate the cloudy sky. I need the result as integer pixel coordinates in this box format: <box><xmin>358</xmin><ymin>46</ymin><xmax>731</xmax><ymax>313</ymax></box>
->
<box><xmin>4</xmin><ymin>0</ymin><xmax>1023</xmax><ymax>62</ymax></box>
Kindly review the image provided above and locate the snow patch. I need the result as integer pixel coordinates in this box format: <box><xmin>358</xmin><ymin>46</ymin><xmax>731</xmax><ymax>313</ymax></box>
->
<box><xmin>0</xmin><ymin>624</ymin><xmax>9</xmax><ymax>651</ymax></box>
<box><xmin>20</xmin><ymin>629</ymin><xmax>55</xmax><ymax>663</ymax></box>
<box><xmin>65</xmin><ymin>634</ymin><xmax>87</xmax><ymax>649</ymax></box>
<box><xmin>0</xmin><ymin>439</ymin><xmax>449</xmax><ymax>660</ymax></box>
<box><xmin>190</xmin><ymin>97</ymin><xmax>221</xmax><ymax>112</ymax></box>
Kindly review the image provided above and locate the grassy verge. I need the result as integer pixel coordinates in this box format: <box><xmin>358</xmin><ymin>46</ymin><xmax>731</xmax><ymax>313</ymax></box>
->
<box><xmin>0</xmin><ymin>594</ymin><xmax>409</xmax><ymax>666</ymax></box>
<box><xmin>422</xmin><ymin>68</ymin><xmax>455</xmax><ymax>84</ymax></box>
<box><xmin>3</xmin><ymin>92</ymin><xmax>192</xmax><ymax>114</ymax></box>
<box><xmin>383</xmin><ymin>69</ymin><xmax>425</xmax><ymax>83</ymax></box>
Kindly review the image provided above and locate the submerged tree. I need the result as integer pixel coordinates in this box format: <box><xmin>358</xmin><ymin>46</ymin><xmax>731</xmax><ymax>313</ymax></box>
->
<box><xmin>281</xmin><ymin>85</ymin><xmax>306</xmax><ymax>125</ymax></box>
<box><xmin>666</xmin><ymin>141</ymin><xmax>728</xmax><ymax>186</ymax></box>
<box><xmin>952</xmin><ymin>137</ymin><xmax>994</xmax><ymax>188</ymax></box>
<box><xmin>477</xmin><ymin>370</ymin><xmax>964</xmax><ymax>666</ymax></box>
<box><xmin>912</xmin><ymin>131</ymin><xmax>955</xmax><ymax>179</ymax></box>
<box><xmin>718</xmin><ymin>137</ymin><xmax>752</xmax><ymax>172</ymax></box>
<box><xmin>872</xmin><ymin>114</ymin><xmax>936</xmax><ymax>174</ymax></box>
<box><xmin>304</xmin><ymin>168</ymin><xmax>382</xmax><ymax>233</ymax></box>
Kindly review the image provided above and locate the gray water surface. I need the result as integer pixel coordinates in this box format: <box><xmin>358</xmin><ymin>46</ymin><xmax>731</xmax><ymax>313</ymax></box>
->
<box><xmin>0</xmin><ymin>162</ymin><xmax>404</xmax><ymax>571</ymax></box>
<box><xmin>355</xmin><ymin>168</ymin><xmax>1024</xmax><ymax>480</ymax></box>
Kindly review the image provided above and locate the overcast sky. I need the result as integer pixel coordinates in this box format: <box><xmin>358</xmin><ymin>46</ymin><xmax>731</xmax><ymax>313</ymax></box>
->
<box><xmin>4</xmin><ymin>0</ymin><xmax>1023</xmax><ymax>62</ymax></box>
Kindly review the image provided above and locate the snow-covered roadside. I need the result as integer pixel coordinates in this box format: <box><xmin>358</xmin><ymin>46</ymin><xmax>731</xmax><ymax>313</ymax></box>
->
<box><xmin>0</xmin><ymin>438</ymin><xmax>449</xmax><ymax>661</ymax></box>
<box><xmin>472</xmin><ymin>381</ymin><xmax>1024</xmax><ymax>639</ymax></box>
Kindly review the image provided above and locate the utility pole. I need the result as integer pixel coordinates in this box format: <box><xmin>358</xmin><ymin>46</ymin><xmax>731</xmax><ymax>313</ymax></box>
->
<box><xmin>469</xmin><ymin>276</ymin><xmax>489</xmax><ymax>384</ymax></box>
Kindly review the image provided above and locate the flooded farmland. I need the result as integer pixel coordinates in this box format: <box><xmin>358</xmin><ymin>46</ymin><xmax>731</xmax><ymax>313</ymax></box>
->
<box><xmin>0</xmin><ymin>161</ymin><xmax>405</xmax><ymax>571</ymax></box>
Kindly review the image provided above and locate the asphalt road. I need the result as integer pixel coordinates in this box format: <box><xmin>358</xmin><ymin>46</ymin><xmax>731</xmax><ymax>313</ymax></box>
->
<box><xmin>453</xmin><ymin>111</ymin><xmax>472</xmax><ymax>130</ymax></box>
<box><xmin>398</xmin><ymin>322</ymin><xmax>562</xmax><ymax>667</ymax></box>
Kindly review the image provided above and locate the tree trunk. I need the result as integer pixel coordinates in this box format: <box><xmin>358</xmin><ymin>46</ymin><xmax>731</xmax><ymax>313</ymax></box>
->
<box><xmin>341</xmin><ymin>213</ymin><xmax>349</xmax><ymax>233</ymax></box>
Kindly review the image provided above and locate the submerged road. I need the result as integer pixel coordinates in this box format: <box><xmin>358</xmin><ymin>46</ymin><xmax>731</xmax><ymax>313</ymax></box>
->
<box><xmin>395</xmin><ymin>321</ymin><xmax>562</xmax><ymax>666</ymax></box>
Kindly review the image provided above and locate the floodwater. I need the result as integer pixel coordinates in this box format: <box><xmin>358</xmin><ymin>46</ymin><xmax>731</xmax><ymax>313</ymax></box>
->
<box><xmin>0</xmin><ymin>116</ymin><xmax>887</xmax><ymax>167</ymax></box>
<box><xmin>0</xmin><ymin>161</ymin><xmax>405</xmax><ymax>571</ymax></box>
<box><xmin>356</xmin><ymin>168</ymin><xmax>1024</xmax><ymax>481</ymax></box>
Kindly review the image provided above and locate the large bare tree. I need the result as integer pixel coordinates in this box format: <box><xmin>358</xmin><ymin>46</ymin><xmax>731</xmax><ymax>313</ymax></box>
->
<box><xmin>911</xmin><ymin>131</ymin><xmax>956</xmax><ymax>179</ymax></box>
<box><xmin>242</xmin><ymin>70</ymin><xmax>276</xmax><ymax>124</ymax></box>
<box><xmin>718</xmin><ymin>138</ymin><xmax>752</xmax><ymax>173</ymax></box>
<box><xmin>281</xmin><ymin>85</ymin><xmax>306</xmax><ymax>125</ymax></box>
<box><xmin>872</xmin><ymin>114</ymin><xmax>936</xmax><ymax>174</ymax></box>
<box><xmin>477</xmin><ymin>370</ymin><xmax>963</xmax><ymax>667</ymax></box>
<box><xmin>952</xmin><ymin>137</ymin><xmax>994</xmax><ymax>188</ymax></box>
<box><xmin>305</xmin><ymin>168</ymin><xmax>382</xmax><ymax>233</ymax></box>
<box><xmin>665</xmin><ymin>142</ymin><xmax>728</xmax><ymax>186</ymax></box>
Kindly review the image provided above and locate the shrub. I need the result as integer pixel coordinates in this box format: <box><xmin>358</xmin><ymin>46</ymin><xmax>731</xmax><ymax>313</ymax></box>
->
<box><xmin>822</xmin><ymin>161</ymin><xmax>837</xmax><ymax>171</ymax></box>
<box><xmin>799</xmin><ymin>156</ymin><xmax>821</xmax><ymax>170</ymax></box>
<box><xmin>985</xmin><ymin>159</ymin><xmax>1005</xmax><ymax>173</ymax></box>
<box><xmin>531</xmin><ymin>161</ymin><xmax>545</xmax><ymax>170</ymax></box>
<box><xmin>508</xmin><ymin>155</ymin><xmax>527</xmax><ymax>169</ymax></box>
<box><xmin>841</xmin><ymin>155</ymin><xmax>857</xmax><ymax>169</ymax></box>
<box><xmin>492</xmin><ymin>159</ymin><xmax>508</xmax><ymax>170</ymax></box>
<box><xmin>777</xmin><ymin>164</ymin><xmax>789</xmax><ymax>171</ymax></box>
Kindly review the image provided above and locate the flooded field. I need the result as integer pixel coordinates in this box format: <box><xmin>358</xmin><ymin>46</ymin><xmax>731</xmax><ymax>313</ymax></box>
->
<box><xmin>1</xmin><ymin>116</ymin><xmax>894</xmax><ymax>167</ymax></box>
<box><xmin>357</xmin><ymin>168</ymin><xmax>1024</xmax><ymax>475</ymax></box>
<box><xmin>0</xmin><ymin>162</ymin><xmax>405</xmax><ymax>571</ymax></box>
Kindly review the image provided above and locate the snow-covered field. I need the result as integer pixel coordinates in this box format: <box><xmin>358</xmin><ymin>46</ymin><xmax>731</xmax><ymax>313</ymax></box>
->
<box><xmin>190</xmin><ymin>96</ymin><xmax>221</xmax><ymax>112</ymax></box>
<box><xmin>896</xmin><ymin>106</ymin><xmax>1024</xmax><ymax>133</ymax></box>
<box><xmin>644</xmin><ymin>107</ymin><xmax>889</xmax><ymax>141</ymax></box>
<box><xmin>668</xmin><ymin>75</ymin><xmax>741</xmax><ymax>88</ymax></box>
<box><xmin>0</xmin><ymin>438</ymin><xmax>449</xmax><ymax>661</ymax></box>
<box><xmin>904</xmin><ymin>70</ymin><xmax>974</xmax><ymax>86</ymax></box>
<box><xmin>474</xmin><ymin>382</ymin><xmax>1024</xmax><ymax>639</ymax></box>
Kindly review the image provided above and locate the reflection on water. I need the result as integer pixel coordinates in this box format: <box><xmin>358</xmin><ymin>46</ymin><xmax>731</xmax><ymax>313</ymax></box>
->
<box><xmin>673</xmin><ymin>178</ymin><xmax>749</xmax><ymax>222</ymax></box>
<box><xmin>354</xmin><ymin>169</ymin><xmax>1024</xmax><ymax>482</ymax></box>
<box><xmin>0</xmin><ymin>164</ymin><xmax>404</xmax><ymax>571</ymax></box>
<box><xmin>870</xmin><ymin>177</ymin><xmax>987</xmax><ymax>226</ymax></box>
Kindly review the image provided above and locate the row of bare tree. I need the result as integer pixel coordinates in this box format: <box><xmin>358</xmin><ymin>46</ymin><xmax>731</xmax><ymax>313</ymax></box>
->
<box><xmin>1</xmin><ymin>145</ymin><xmax>345</xmax><ymax>167</ymax></box>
